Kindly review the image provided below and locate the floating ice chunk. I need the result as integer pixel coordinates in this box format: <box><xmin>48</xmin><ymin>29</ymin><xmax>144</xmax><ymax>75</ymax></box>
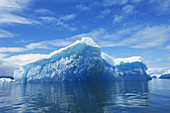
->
<box><xmin>0</xmin><ymin>78</ymin><xmax>14</xmax><ymax>82</ymax></box>
<box><xmin>150</xmin><ymin>74</ymin><xmax>161</xmax><ymax>79</ymax></box>
<box><xmin>159</xmin><ymin>69</ymin><xmax>170</xmax><ymax>79</ymax></box>
<box><xmin>160</xmin><ymin>74</ymin><xmax>170</xmax><ymax>79</ymax></box>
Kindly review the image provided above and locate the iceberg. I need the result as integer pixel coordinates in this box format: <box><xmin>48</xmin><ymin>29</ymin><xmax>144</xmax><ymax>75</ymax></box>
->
<box><xmin>150</xmin><ymin>74</ymin><xmax>161</xmax><ymax>79</ymax></box>
<box><xmin>14</xmin><ymin>37</ymin><xmax>151</xmax><ymax>82</ymax></box>
<box><xmin>159</xmin><ymin>74</ymin><xmax>170</xmax><ymax>79</ymax></box>
<box><xmin>159</xmin><ymin>70</ymin><xmax>170</xmax><ymax>79</ymax></box>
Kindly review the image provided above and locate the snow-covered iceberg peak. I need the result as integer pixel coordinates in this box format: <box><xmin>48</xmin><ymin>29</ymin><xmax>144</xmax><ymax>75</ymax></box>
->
<box><xmin>48</xmin><ymin>37</ymin><xmax>99</xmax><ymax>57</ymax></box>
<box><xmin>101</xmin><ymin>52</ymin><xmax>143</xmax><ymax>66</ymax></box>
<box><xmin>81</xmin><ymin>37</ymin><xmax>99</xmax><ymax>47</ymax></box>
<box><xmin>14</xmin><ymin>37</ymin><xmax>151</xmax><ymax>82</ymax></box>
<box><xmin>114</xmin><ymin>56</ymin><xmax>143</xmax><ymax>65</ymax></box>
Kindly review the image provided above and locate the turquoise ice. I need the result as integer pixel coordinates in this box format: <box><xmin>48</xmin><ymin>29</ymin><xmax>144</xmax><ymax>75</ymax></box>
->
<box><xmin>14</xmin><ymin>37</ymin><xmax>151</xmax><ymax>82</ymax></box>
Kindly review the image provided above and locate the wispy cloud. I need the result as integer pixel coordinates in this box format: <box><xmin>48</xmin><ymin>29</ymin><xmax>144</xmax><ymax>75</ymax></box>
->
<box><xmin>67</xmin><ymin>25</ymin><xmax>170</xmax><ymax>49</ymax></box>
<box><xmin>150</xmin><ymin>0</ymin><xmax>170</xmax><ymax>14</ymax></box>
<box><xmin>40</xmin><ymin>14</ymin><xmax>77</xmax><ymax>31</ymax></box>
<box><xmin>131</xmin><ymin>0</ymin><xmax>143</xmax><ymax>4</ymax></box>
<box><xmin>122</xmin><ymin>5</ymin><xmax>134</xmax><ymax>14</ymax></box>
<box><xmin>165</xmin><ymin>45</ymin><xmax>170</xmax><ymax>50</ymax></box>
<box><xmin>100</xmin><ymin>9</ymin><xmax>111</xmax><ymax>15</ymax></box>
<box><xmin>60</xmin><ymin>14</ymin><xmax>76</xmax><ymax>21</ymax></box>
<box><xmin>0</xmin><ymin>0</ymin><xmax>34</xmax><ymax>24</ymax></box>
<box><xmin>0</xmin><ymin>47</ymin><xmax>26</xmax><ymax>53</ymax></box>
<box><xmin>0</xmin><ymin>53</ymin><xmax>9</xmax><ymax>59</ymax></box>
<box><xmin>34</xmin><ymin>9</ymin><xmax>55</xmax><ymax>15</ymax></box>
<box><xmin>26</xmin><ymin>42</ymin><xmax>50</xmax><ymax>50</ymax></box>
<box><xmin>145</xmin><ymin>54</ymin><xmax>170</xmax><ymax>74</ymax></box>
<box><xmin>2</xmin><ymin>54</ymin><xmax>47</xmax><ymax>66</ymax></box>
<box><xmin>2</xmin><ymin>25</ymin><xmax>169</xmax><ymax>53</ymax></box>
<box><xmin>76</xmin><ymin>4</ymin><xmax>90</xmax><ymax>11</ymax></box>
<box><xmin>113</xmin><ymin>15</ymin><xmax>123</xmax><ymax>23</ymax></box>
<box><xmin>0</xmin><ymin>53</ymin><xmax>48</xmax><ymax>76</ymax></box>
<box><xmin>0</xmin><ymin>0</ymin><xmax>30</xmax><ymax>12</ymax></box>
<box><xmin>0</xmin><ymin>38</ymin><xmax>73</xmax><ymax>53</ymax></box>
<box><xmin>146</xmin><ymin>67</ymin><xmax>168</xmax><ymax>74</ymax></box>
<box><xmin>125</xmin><ymin>25</ymin><xmax>170</xmax><ymax>48</ymax></box>
<box><xmin>0</xmin><ymin>14</ymin><xmax>33</xmax><ymax>24</ymax></box>
<box><xmin>103</xmin><ymin>0</ymin><xmax>128</xmax><ymax>6</ymax></box>
<box><xmin>40</xmin><ymin>16</ymin><xmax>57</xmax><ymax>22</ymax></box>
<box><xmin>26</xmin><ymin>39</ymin><xmax>72</xmax><ymax>50</ymax></box>
<box><xmin>0</xmin><ymin>29</ymin><xmax>15</xmax><ymax>38</ymax></box>
<box><xmin>0</xmin><ymin>0</ymin><xmax>35</xmax><ymax>39</ymax></box>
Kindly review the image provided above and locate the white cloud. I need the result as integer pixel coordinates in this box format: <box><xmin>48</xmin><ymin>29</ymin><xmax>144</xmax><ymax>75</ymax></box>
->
<box><xmin>163</xmin><ymin>69</ymin><xmax>170</xmax><ymax>74</ymax></box>
<box><xmin>103</xmin><ymin>0</ymin><xmax>129</xmax><ymax>6</ymax></box>
<box><xmin>131</xmin><ymin>0</ymin><xmax>143</xmax><ymax>4</ymax></box>
<box><xmin>146</xmin><ymin>67</ymin><xmax>167</xmax><ymax>74</ymax></box>
<box><xmin>93</xmin><ymin>25</ymin><xmax>170</xmax><ymax>48</ymax></box>
<box><xmin>0</xmin><ymin>54</ymin><xmax>8</xmax><ymax>59</ymax></box>
<box><xmin>0</xmin><ymin>53</ymin><xmax>48</xmax><ymax>76</ymax></box>
<box><xmin>114</xmin><ymin>15</ymin><xmax>123</xmax><ymax>23</ymax></box>
<box><xmin>0</xmin><ymin>29</ymin><xmax>15</xmax><ymax>38</ymax></box>
<box><xmin>60</xmin><ymin>14</ymin><xmax>76</xmax><ymax>21</ymax></box>
<box><xmin>2</xmin><ymin>54</ymin><xmax>47</xmax><ymax>66</ymax></box>
<box><xmin>25</xmin><ymin>39</ymin><xmax>73</xmax><ymax>50</ymax></box>
<box><xmin>76</xmin><ymin>4</ymin><xmax>90</xmax><ymax>11</ymax></box>
<box><xmin>126</xmin><ymin>25</ymin><xmax>170</xmax><ymax>48</ymax></box>
<box><xmin>34</xmin><ymin>9</ymin><xmax>55</xmax><ymax>15</ymax></box>
<box><xmin>0</xmin><ymin>14</ymin><xmax>33</xmax><ymax>24</ymax></box>
<box><xmin>150</xmin><ymin>0</ymin><xmax>170</xmax><ymax>14</ymax></box>
<box><xmin>122</xmin><ymin>4</ymin><xmax>134</xmax><ymax>13</ymax></box>
<box><xmin>100</xmin><ymin>9</ymin><xmax>111</xmax><ymax>15</ymax></box>
<box><xmin>40</xmin><ymin>16</ymin><xmax>57</xmax><ymax>22</ymax></box>
<box><xmin>0</xmin><ymin>0</ymin><xmax>30</xmax><ymax>12</ymax></box>
<box><xmin>26</xmin><ymin>42</ymin><xmax>50</xmax><ymax>50</ymax></box>
<box><xmin>0</xmin><ymin>47</ymin><xmax>26</xmax><ymax>52</ymax></box>
<box><xmin>40</xmin><ymin>14</ymin><xmax>77</xmax><ymax>31</ymax></box>
<box><xmin>0</xmin><ymin>38</ymin><xmax>73</xmax><ymax>53</ymax></box>
<box><xmin>3</xmin><ymin>25</ymin><xmax>168</xmax><ymax>53</ymax></box>
<box><xmin>0</xmin><ymin>0</ymin><xmax>34</xmax><ymax>24</ymax></box>
<box><xmin>165</xmin><ymin>45</ymin><xmax>170</xmax><ymax>50</ymax></box>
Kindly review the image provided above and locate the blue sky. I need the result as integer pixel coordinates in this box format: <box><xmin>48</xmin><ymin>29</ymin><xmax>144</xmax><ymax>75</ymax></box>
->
<box><xmin>0</xmin><ymin>0</ymin><xmax>170</xmax><ymax>76</ymax></box>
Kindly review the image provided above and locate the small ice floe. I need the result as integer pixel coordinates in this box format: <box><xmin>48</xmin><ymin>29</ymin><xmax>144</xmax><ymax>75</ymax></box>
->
<box><xmin>0</xmin><ymin>78</ymin><xmax>15</xmax><ymax>82</ymax></box>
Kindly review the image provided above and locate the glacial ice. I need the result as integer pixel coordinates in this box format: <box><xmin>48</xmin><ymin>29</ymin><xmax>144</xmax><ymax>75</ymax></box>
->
<box><xmin>159</xmin><ymin>70</ymin><xmax>170</xmax><ymax>79</ymax></box>
<box><xmin>13</xmin><ymin>37</ymin><xmax>151</xmax><ymax>82</ymax></box>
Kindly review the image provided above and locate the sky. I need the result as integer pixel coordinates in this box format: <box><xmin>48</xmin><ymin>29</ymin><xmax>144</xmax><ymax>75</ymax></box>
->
<box><xmin>0</xmin><ymin>0</ymin><xmax>170</xmax><ymax>76</ymax></box>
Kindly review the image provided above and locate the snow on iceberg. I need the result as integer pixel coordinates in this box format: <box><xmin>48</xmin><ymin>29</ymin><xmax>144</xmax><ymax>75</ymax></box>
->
<box><xmin>13</xmin><ymin>37</ymin><xmax>151</xmax><ymax>82</ymax></box>
<box><xmin>0</xmin><ymin>78</ymin><xmax>14</xmax><ymax>82</ymax></box>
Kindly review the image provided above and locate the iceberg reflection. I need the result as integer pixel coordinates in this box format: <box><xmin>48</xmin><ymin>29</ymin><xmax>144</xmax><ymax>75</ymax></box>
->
<box><xmin>8</xmin><ymin>81</ymin><xmax>149</xmax><ymax>113</ymax></box>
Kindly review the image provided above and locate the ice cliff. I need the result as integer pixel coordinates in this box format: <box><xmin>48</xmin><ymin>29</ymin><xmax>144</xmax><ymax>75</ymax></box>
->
<box><xmin>14</xmin><ymin>37</ymin><xmax>151</xmax><ymax>82</ymax></box>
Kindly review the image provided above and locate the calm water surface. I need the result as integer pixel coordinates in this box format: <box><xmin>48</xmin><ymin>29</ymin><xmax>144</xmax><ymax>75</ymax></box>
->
<box><xmin>0</xmin><ymin>79</ymin><xmax>170</xmax><ymax>113</ymax></box>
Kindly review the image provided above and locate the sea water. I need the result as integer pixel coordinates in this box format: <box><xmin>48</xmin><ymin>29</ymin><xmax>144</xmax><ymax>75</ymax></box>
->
<box><xmin>0</xmin><ymin>79</ymin><xmax>170</xmax><ymax>113</ymax></box>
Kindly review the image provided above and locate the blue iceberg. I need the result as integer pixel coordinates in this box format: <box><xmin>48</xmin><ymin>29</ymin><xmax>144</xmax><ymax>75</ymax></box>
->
<box><xmin>14</xmin><ymin>37</ymin><xmax>151</xmax><ymax>82</ymax></box>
